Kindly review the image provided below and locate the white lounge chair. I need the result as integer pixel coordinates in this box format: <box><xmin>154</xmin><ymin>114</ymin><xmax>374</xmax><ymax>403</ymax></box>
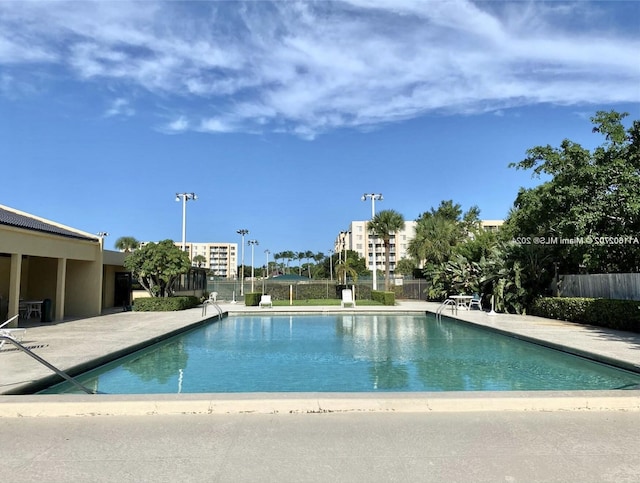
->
<box><xmin>259</xmin><ymin>294</ymin><xmax>273</xmax><ymax>308</ymax></box>
<box><xmin>209</xmin><ymin>292</ymin><xmax>218</xmax><ymax>302</ymax></box>
<box><xmin>341</xmin><ymin>289</ymin><xmax>356</xmax><ymax>308</ymax></box>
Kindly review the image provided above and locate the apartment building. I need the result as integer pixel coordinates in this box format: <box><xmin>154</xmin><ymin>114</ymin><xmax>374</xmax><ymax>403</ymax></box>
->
<box><xmin>480</xmin><ymin>220</ymin><xmax>504</xmax><ymax>232</ymax></box>
<box><xmin>335</xmin><ymin>220</ymin><xmax>417</xmax><ymax>277</ymax></box>
<box><xmin>336</xmin><ymin>219</ymin><xmax>502</xmax><ymax>277</ymax></box>
<box><xmin>177</xmin><ymin>242</ymin><xmax>237</xmax><ymax>279</ymax></box>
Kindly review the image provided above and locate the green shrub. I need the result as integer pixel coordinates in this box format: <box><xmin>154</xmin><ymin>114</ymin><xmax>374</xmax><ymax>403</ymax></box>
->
<box><xmin>133</xmin><ymin>296</ymin><xmax>200</xmax><ymax>312</ymax></box>
<box><xmin>245</xmin><ymin>292</ymin><xmax>262</xmax><ymax>306</ymax></box>
<box><xmin>371</xmin><ymin>290</ymin><xmax>395</xmax><ymax>306</ymax></box>
<box><xmin>530</xmin><ymin>297</ymin><xmax>640</xmax><ymax>333</ymax></box>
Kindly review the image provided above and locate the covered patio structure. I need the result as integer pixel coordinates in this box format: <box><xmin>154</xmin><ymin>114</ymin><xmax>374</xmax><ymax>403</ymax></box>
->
<box><xmin>0</xmin><ymin>204</ymin><xmax>124</xmax><ymax>327</ymax></box>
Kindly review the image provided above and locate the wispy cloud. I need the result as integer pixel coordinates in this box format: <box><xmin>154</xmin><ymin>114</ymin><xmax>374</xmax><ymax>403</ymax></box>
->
<box><xmin>1</xmin><ymin>0</ymin><xmax>638</xmax><ymax>138</ymax></box>
<box><xmin>104</xmin><ymin>98</ymin><xmax>135</xmax><ymax>118</ymax></box>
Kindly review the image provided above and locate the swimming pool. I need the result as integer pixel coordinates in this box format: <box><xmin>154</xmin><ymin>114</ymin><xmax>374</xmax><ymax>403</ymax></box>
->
<box><xmin>40</xmin><ymin>314</ymin><xmax>640</xmax><ymax>394</ymax></box>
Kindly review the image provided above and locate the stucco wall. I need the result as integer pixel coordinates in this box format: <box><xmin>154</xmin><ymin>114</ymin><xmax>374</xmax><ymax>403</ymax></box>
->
<box><xmin>64</xmin><ymin>259</ymin><xmax>102</xmax><ymax>317</ymax></box>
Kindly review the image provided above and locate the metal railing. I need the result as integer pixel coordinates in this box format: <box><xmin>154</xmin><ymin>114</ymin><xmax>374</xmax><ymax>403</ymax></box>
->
<box><xmin>201</xmin><ymin>300</ymin><xmax>223</xmax><ymax>318</ymax></box>
<box><xmin>435</xmin><ymin>298</ymin><xmax>456</xmax><ymax>319</ymax></box>
<box><xmin>0</xmin><ymin>335</ymin><xmax>99</xmax><ymax>394</ymax></box>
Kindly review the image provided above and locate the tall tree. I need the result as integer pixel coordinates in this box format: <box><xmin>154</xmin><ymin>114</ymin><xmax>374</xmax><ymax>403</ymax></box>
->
<box><xmin>114</xmin><ymin>236</ymin><xmax>140</xmax><ymax>252</ymax></box>
<box><xmin>192</xmin><ymin>255</ymin><xmax>206</xmax><ymax>267</ymax></box>
<box><xmin>506</xmin><ymin>110</ymin><xmax>640</xmax><ymax>273</ymax></box>
<box><xmin>409</xmin><ymin>201</ymin><xmax>481</xmax><ymax>269</ymax></box>
<box><xmin>123</xmin><ymin>240</ymin><xmax>191</xmax><ymax>297</ymax></box>
<box><xmin>304</xmin><ymin>250</ymin><xmax>314</xmax><ymax>278</ymax></box>
<box><xmin>368</xmin><ymin>209</ymin><xmax>405</xmax><ymax>291</ymax></box>
<box><xmin>283</xmin><ymin>250</ymin><xmax>295</xmax><ymax>274</ymax></box>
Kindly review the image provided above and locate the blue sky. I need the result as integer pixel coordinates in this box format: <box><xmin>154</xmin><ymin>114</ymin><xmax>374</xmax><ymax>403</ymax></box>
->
<box><xmin>1</xmin><ymin>0</ymin><xmax>639</xmax><ymax>258</ymax></box>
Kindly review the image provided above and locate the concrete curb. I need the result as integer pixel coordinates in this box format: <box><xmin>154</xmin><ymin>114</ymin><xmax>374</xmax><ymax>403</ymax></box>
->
<box><xmin>1</xmin><ymin>391</ymin><xmax>639</xmax><ymax>417</ymax></box>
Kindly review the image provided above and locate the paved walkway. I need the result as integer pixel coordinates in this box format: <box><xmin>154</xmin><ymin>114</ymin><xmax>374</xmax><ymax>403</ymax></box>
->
<box><xmin>2</xmin><ymin>411</ymin><xmax>639</xmax><ymax>482</ymax></box>
<box><xmin>2</xmin><ymin>301</ymin><xmax>640</xmax><ymax>482</ymax></box>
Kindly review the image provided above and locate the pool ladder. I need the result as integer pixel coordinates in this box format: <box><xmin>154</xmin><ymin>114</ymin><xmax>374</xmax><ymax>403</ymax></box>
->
<box><xmin>0</xmin><ymin>335</ymin><xmax>99</xmax><ymax>395</ymax></box>
<box><xmin>202</xmin><ymin>300</ymin><xmax>223</xmax><ymax>319</ymax></box>
<box><xmin>435</xmin><ymin>298</ymin><xmax>457</xmax><ymax>319</ymax></box>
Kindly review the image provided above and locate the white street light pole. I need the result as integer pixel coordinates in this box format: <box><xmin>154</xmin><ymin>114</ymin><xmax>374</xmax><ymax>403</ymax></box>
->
<box><xmin>329</xmin><ymin>249</ymin><xmax>334</xmax><ymax>281</ymax></box>
<box><xmin>263</xmin><ymin>249</ymin><xmax>270</xmax><ymax>294</ymax></box>
<box><xmin>340</xmin><ymin>231</ymin><xmax>348</xmax><ymax>284</ymax></box>
<box><xmin>248</xmin><ymin>240</ymin><xmax>259</xmax><ymax>293</ymax></box>
<box><xmin>237</xmin><ymin>229</ymin><xmax>249</xmax><ymax>296</ymax></box>
<box><xmin>176</xmin><ymin>193</ymin><xmax>197</xmax><ymax>252</ymax></box>
<box><xmin>361</xmin><ymin>193</ymin><xmax>383</xmax><ymax>290</ymax></box>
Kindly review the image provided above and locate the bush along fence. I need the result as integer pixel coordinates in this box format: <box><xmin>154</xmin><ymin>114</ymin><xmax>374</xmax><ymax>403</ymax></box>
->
<box><xmin>133</xmin><ymin>296</ymin><xmax>200</xmax><ymax>312</ymax></box>
<box><xmin>530</xmin><ymin>297</ymin><xmax>640</xmax><ymax>333</ymax></box>
<box><xmin>371</xmin><ymin>290</ymin><xmax>396</xmax><ymax>306</ymax></box>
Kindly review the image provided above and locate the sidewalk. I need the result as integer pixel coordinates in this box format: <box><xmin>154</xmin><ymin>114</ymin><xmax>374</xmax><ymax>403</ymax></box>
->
<box><xmin>2</xmin><ymin>411</ymin><xmax>639</xmax><ymax>482</ymax></box>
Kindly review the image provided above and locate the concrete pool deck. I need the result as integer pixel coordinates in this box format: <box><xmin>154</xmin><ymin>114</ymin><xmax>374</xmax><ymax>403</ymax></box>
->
<box><xmin>1</xmin><ymin>299</ymin><xmax>639</xmax><ymax>416</ymax></box>
<box><xmin>2</xmin><ymin>301</ymin><xmax>640</xmax><ymax>482</ymax></box>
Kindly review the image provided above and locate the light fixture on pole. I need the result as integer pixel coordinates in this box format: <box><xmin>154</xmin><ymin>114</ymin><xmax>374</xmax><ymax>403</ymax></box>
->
<box><xmin>361</xmin><ymin>193</ymin><xmax>383</xmax><ymax>290</ymax></box>
<box><xmin>236</xmin><ymin>229</ymin><xmax>249</xmax><ymax>296</ymax></box>
<box><xmin>263</xmin><ymin>249</ymin><xmax>270</xmax><ymax>294</ymax></box>
<box><xmin>248</xmin><ymin>240</ymin><xmax>259</xmax><ymax>293</ymax></box>
<box><xmin>97</xmin><ymin>232</ymin><xmax>109</xmax><ymax>249</ymax></box>
<box><xmin>176</xmin><ymin>192</ymin><xmax>198</xmax><ymax>252</ymax></box>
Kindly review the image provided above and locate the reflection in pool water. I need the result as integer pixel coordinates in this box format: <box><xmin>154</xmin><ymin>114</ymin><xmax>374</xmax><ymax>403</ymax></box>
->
<box><xmin>40</xmin><ymin>314</ymin><xmax>640</xmax><ymax>394</ymax></box>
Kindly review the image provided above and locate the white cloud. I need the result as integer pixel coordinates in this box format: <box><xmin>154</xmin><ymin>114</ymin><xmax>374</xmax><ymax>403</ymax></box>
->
<box><xmin>104</xmin><ymin>98</ymin><xmax>135</xmax><ymax>118</ymax></box>
<box><xmin>0</xmin><ymin>0</ymin><xmax>638</xmax><ymax>138</ymax></box>
<box><xmin>168</xmin><ymin>116</ymin><xmax>189</xmax><ymax>132</ymax></box>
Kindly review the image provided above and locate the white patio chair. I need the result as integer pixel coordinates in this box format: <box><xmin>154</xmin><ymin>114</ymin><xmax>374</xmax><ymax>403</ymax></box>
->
<box><xmin>469</xmin><ymin>293</ymin><xmax>483</xmax><ymax>311</ymax></box>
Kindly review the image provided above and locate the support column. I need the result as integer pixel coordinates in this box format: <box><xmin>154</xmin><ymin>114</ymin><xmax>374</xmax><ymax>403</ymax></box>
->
<box><xmin>55</xmin><ymin>258</ymin><xmax>67</xmax><ymax>322</ymax></box>
<box><xmin>7</xmin><ymin>254</ymin><xmax>22</xmax><ymax>327</ymax></box>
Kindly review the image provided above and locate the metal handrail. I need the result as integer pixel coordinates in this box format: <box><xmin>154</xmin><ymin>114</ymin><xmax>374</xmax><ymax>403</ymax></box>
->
<box><xmin>435</xmin><ymin>298</ymin><xmax>456</xmax><ymax>319</ymax></box>
<box><xmin>202</xmin><ymin>300</ymin><xmax>223</xmax><ymax>318</ymax></box>
<box><xmin>0</xmin><ymin>335</ymin><xmax>98</xmax><ymax>395</ymax></box>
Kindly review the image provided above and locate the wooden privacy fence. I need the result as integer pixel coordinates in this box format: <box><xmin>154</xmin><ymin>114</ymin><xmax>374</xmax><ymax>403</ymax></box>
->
<box><xmin>559</xmin><ymin>273</ymin><xmax>640</xmax><ymax>301</ymax></box>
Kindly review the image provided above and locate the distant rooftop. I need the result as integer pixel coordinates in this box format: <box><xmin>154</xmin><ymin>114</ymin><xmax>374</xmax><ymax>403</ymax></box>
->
<box><xmin>0</xmin><ymin>206</ymin><xmax>98</xmax><ymax>242</ymax></box>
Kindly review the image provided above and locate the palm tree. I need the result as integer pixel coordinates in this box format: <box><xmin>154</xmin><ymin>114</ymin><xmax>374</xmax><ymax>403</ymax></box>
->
<box><xmin>283</xmin><ymin>250</ymin><xmax>295</xmax><ymax>274</ymax></box>
<box><xmin>368</xmin><ymin>209</ymin><xmax>405</xmax><ymax>291</ymax></box>
<box><xmin>192</xmin><ymin>254</ymin><xmax>206</xmax><ymax>267</ymax></box>
<box><xmin>115</xmin><ymin>236</ymin><xmax>140</xmax><ymax>253</ymax></box>
<box><xmin>408</xmin><ymin>216</ymin><xmax>460</xmax><ymax>267</ymax></box>
<box><xmin>335</xmin><ymin>258</ymin><xmax>358</xmax><ymax>285</ymax></box>
<box><xmin>304</xmin><ymin>250</ymin><xmax>314</xmax><ymax>278</ymax></box>
<box><xmin>312</xmin><ymin>252</ymin><xmax>325</xmax><ymax>279</ymax></box>
<box><xmin>297</xmin><ymin>251</ymin><xmax>306</xmax><ymax>276</ymax></box>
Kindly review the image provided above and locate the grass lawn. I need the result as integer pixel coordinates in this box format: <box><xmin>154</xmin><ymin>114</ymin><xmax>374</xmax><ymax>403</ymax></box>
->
<box><xmin>271</xmin><ymin>299</ymin><xmax>385</xmax><ymax>306</ymax></box>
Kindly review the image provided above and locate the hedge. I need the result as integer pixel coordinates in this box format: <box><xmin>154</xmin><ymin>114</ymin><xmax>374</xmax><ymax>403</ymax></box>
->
<box><xmin>245</xmin><ymin>293</ymin><xmax>262</xmax><ymax>306</ymax></box>
<box><xmin>530</xmin><ymin>297</ymin><xmax>640</xmax><ymax>333</ymax></box>
<box><xmin>371</xmin><ymin>290</ymin><xmax>395</xmax><ymax>306</ymax></box>
<box><xmin>133</xmin><ymin>296</ymin><xmax>200</xmax><ymax>312</ymax></box>
<box><xmin>258</xmin><ymin>283</ymin><xmax>372</xmax><ymax>301</ymax></box>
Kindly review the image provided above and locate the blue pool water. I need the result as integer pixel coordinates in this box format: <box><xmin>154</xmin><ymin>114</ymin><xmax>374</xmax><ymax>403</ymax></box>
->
<box><xmin>40</xmin><ymin>314</ymin><xmax>640</xmax><ymax>394</ymax></box>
